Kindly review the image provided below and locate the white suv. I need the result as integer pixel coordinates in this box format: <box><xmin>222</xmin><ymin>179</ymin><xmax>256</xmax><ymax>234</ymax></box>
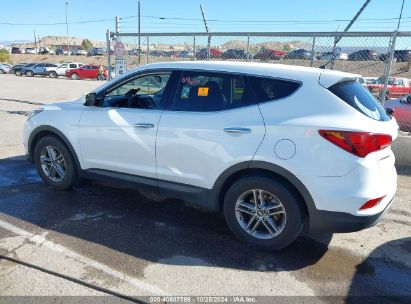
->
<box><xmin>24</xmin><ymin>61</ymin><xmax>398</xmax><ymax>250</ymax></box>
<box><xmin>48</xmin><ymin>62</ymin><xmax>83</xmax><ymax>78</ymax></box>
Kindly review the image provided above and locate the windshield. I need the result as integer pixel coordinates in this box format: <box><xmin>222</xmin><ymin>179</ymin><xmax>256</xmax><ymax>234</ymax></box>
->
<box><xmin>375</xmin><ymin>77</ymin><xmax>394</xmax><ymax>85</ymax></box>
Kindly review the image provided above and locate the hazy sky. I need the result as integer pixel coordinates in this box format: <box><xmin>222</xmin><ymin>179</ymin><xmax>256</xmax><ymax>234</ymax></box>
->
<box><xmin>1</xmin><ymin>0</ymin><xmax>410</xmax><ymax>42</ymax></box>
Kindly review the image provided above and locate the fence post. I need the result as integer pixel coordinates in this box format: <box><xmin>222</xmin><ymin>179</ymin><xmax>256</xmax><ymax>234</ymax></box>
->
<box><xmin>207</xmin><ymin>34</ymin><xmax>211</xmax><ymax>61</ymax></box>
<box><xmin>146</xmin><ymin>35</ymin><xmax>150</xmax><ymax>64</ymax></box>
<box><xmin>381</xmin><ymin>32</ymin><xmax>398</xmax><ymax>103</ymax></box>
<box><xmin>193</xmin><ymin>35</ymin><xmax>196</xmax><ymax>61</ymax></box>
<box><xmin>246</xmin><ymin>35</ymin><xmax>250</xmax><ymax>61</ymax></box>
<box><xmin>106</xmin><ymin>30</ymin><xmax>111</xmax><ymax>81</ymax></box>
<box><xmin>310</xmin><ymin>35</ymin><xmax>316</xmax><ymax>67</ymax></box>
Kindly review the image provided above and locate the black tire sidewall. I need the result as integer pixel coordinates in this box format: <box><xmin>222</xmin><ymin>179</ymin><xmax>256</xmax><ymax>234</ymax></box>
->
<box><xmin>223</xmin><ymin>176</ymin><xmax>304</xmax><ymax>251</ymax></box>
<box><xmin>34</xmin><ymin>136</ymin><xmax>77</xmax><ymax>190</ymax></box>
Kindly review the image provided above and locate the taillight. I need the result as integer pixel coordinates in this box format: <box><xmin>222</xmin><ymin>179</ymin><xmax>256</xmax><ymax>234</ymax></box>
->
<box><xmin>318</xmin><ymin>130</ymin><xmax>392</xmax><ymax>157</ymax></box>
<box><xmin>359</xmin><ymin>196</ymin><xmax>386</xmax><ymax>211</ymax></box>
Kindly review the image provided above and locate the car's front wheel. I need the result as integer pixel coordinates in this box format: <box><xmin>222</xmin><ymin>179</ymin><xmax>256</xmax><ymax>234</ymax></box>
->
<box><xmin>70</xmin><ymin>73</ymin><xmax>79</xmax><ymax>80</ymax></box>
<box><xmin>223</xmin><ymin>176</ymin><xmax>304</xmax><ymax>251</ymax></box>
<box><xmin>34</xmin><ymin>136</ymin><xmax>78</xmax><ymax>190</ymax></box>
<box><xmin>25</xmin><ymin>70</ymin><xmax>34</xmax><ymax>77</ymax></box>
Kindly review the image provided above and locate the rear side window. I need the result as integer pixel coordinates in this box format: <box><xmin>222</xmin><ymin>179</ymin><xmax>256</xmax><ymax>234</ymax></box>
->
<box><xmin>248</xmin><ymin>76</ymin><xmax>301</xmax><ymax>103</ymax></box>
<box><xmin>173</xmin><ymin>71</ymin><xmax>253</xmax><ymax>112</ymax></box>
<box><xmin>329</xmin><ymin>81</ymin><xmax>390</xmax><ymax>121</ymax></box>
<box><xmin>69</xmin><ymin>64</ymin><xmax>77</xmax><ymax>68</ymax></box>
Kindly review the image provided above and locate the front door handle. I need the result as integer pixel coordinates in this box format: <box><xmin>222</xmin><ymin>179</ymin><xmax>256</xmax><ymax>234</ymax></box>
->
<box><xmin>133</xmin><ymin>123</ymin><xmax>155</xmax><ymax>128</ymax></box>
<box><xmin>224</xmin><ymin>127</ymin><xmax>252</xmax><ymax>134</ymax></box>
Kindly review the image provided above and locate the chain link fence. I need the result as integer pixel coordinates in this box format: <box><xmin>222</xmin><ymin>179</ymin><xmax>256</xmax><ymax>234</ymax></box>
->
<box><xmin>107</xmin><ymin>31</ymin><xmax>411</xmax><ymax>132</ymax></box>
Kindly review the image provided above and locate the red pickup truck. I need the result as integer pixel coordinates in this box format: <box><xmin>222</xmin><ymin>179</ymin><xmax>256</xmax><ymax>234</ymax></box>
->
<box><xmin>367</xmin><ymin>77</ymin><xmax>411</xmax><ymax>99</ymax></box>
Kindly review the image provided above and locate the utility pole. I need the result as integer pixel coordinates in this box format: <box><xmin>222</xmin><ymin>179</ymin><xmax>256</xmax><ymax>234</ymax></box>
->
<box><xmin>330</xmin><ymin>0</ymin><xmax>372</xmax><ymax>69</ymax></box>
<box><xmin>65</xmin><ymin>0</ymin><xmax>70</xmax><ymax>55</ymax></box>
<box><xmin>33</xmin><ymin>30</ymin><xmax>37</xmax><ymax>54</ymax></box>
<box><xmin>200</xmin><ymin>4</ymin><xmax>211</xmax><ymax>60</ymax></box>
<box><xmin>138</xmin><ymin>0</ymin><xmax>141</xmax><ymax>63</ymax></box>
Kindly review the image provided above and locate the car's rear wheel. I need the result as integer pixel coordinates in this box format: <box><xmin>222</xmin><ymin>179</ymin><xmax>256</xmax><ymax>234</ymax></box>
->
<box><xmin>15</xmin><ymin>70</ymin><xmax>21</xmax><ymax>76</ymax></box>
<box><xmin>71</xmin><ymin>73</ymin><xmax>79</xmax><ymax>80</ymax></box>
<box><xmin>34</xmin><ymin>136</ymin><xmax>78</xmax><ymax>190</ymax></box>
<box><xmin>223</xmin><ymin>176</ymin><xmax>304</xmax><ymax>251</ymax></box>
<box><xmin>25</xmin><ymin>70</ymin><xmax>34</xmax><ymax>77</ymax></box>
<box><xmin>49</xmin><ymin>71</ymin><xmax>57</xmax><ymax>78</ymax></box>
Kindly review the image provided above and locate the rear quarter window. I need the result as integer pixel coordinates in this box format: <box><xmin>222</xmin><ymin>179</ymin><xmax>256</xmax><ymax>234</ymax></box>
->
<box><xmin>248</xmin><ymin>76</ymin><xmax>301</xmax><ymax>103</ymax></box>
<box><xmin>329</xmin><ymin>81</ymin><xmax>391</xmax><ymax>121</ymax></box>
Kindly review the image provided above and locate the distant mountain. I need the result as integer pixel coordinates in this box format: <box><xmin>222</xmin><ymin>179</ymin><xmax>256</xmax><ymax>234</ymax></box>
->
<box><xmin>0</xmin><ymin>40</ymin><xmax>31</xmax><ymax>46</ymax></box>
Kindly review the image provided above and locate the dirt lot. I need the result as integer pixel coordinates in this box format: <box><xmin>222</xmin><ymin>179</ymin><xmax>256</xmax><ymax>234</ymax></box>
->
<box><xmin>0</xmin><ymin>75</ymin><xmax>410</xmax><ymax>302</ymax></box>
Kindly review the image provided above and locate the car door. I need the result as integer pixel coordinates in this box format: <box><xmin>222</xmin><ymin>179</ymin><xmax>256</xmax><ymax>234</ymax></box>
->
<box><xmin>58</xmin><ymin>63</ymin><xmax>68</xmax><ymax>75</ymax></box>
<box><xmin>156</xmin><ymin>70</ymin><xmax>266</xmax><ymax>190</ymax></box>
<box><xmin>33</xmin><ymin>63</ymin><xmax>45</xmax><ymax>75</ymax></box>
<box><xmin>78</xmin><ymin>70</ymin><xmax>176</xmax><ymax>179</ymax></box>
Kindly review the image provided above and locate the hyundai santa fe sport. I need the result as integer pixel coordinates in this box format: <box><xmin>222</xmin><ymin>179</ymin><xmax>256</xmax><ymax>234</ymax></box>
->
<box><xmin>24</xmin><ymin>61</ymin><xmax>398</xmax><ymax>250</ymax></box>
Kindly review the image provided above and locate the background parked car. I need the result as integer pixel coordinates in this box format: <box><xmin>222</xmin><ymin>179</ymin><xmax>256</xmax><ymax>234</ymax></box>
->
<box><xmin>38</xmin><ymin>47</ymin><xmax>51</xmax><ymax>55</ymax></box>
<box><xmin>317</xmin><ymin>51</ymin><xmax>348</xmax><ymax>61</ymax></box>
<box><xmin>75</xmin><ymin>48</ymin><xmax>87</xmax><ymax>56</ymax></box>
<box><xmin>195</xmin><ymin>48</ymin><xmax>222</xmax><ymax>59</ymax></box>
<box><xmin>0</xmin><ymin>63</ymin><xmax>11</xmax><ymax>74</ymax></box>
<box><xmin>65</xmin><ymin>64</ymin><xmax>107</xmax><ymax>80</ymax></box>
<box><xmin>88</xmin><ymin>47</ymin><xmax>105</xmax><ymax>56</ymax></box>
<box><xmin>11</xmin><ymin>63</ymin><xmax>29</xmax><ymax>75</ymax></box>
<box><xmin>254</xmin><ymin>49</ymin><xmax>286</xmax><ymax>60</ymax></box>
<box><xmin>285</xmin><ymin>49</ymin><xmax>312</xmax><ymax>59</ymax></box>
<box><xmin>222</xmin><ymin>49</ymin><xmax>249</xmax><ymax>59</ymax></box>
<box><xmin>348</xmin><ymin>49</ymin><xmax>379</xmax><ymax>61</ymax></box>
<box><xmin>384</xmin><ymin>94</ymin><xmax>411</xmax><ymax>132</ymax></box>
<box><xmin>367</xmin><ymin>77</ymin><xmax>411</xmax><ymax>100</ymax></box>
<box><xmin>25</xmin><ymin>48</ymin><xmax>37</xmax><ymax>54</ymax></box>
<box><xmin>11</xmin><ymin>47</ymin><xmax>23</xmax><ymax>54</ymax></box>
<box><xmin>20</xmin><ymin>62</ymin><xmax>58</xmax><ymax>77</ymax></box>
<box><xmin>379</xmin><ymin>49</ymin><xmax>411</xmax><ymax>62</ymax></box>
<box><xmin>48</xmin><ymin>62</ymin><xmax>83</xmax><ymax>78</ymax></box>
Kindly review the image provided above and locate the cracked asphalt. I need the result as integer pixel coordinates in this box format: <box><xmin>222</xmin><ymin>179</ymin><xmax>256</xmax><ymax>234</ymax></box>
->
<box><xmin>0</xmin><ymin>75</ymin><xmax>410</xmax><ymax>302</ymax></box>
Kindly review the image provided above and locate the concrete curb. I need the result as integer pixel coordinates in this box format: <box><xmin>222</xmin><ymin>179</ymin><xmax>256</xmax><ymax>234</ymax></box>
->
<box><xmin>393</xmin><ymin>134</ymin><xmax>411</xmax><ymax>168</ymax></box>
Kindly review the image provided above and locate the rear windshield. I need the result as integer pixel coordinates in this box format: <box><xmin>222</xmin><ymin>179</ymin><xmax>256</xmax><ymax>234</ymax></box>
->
<box><xmin>329</xmin><ymin>81</ymin><xmax>390</xmax><ymax>121</ymax></box>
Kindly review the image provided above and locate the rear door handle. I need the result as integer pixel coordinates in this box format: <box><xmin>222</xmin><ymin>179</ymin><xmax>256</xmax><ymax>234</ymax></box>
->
<box><xmin>224</xmin><ymin>127</ymin><xmax>252</xmax><ymax>134</ymax></box>
<box><xmin>133</xmin><ymin>123</ymin><xmax>155</xmax><ymax>128</ymax></box>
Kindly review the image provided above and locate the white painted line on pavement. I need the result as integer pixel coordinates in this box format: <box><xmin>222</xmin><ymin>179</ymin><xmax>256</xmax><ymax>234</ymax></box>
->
<box><xmin>0</xmin><ymin>218</ymin><xmax>168</xmax><ymax>296</ymax></box>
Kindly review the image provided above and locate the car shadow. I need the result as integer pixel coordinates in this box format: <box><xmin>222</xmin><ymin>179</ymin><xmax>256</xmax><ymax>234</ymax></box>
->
<box><xmin>346</xmin><ymin>237</ymin><xmax>411</xmax><ymax>302</ymax></box>
<box><xmin>0</xmin><ymin>155</ymin><xmax>333</xmax><ymax>275</ymax></box>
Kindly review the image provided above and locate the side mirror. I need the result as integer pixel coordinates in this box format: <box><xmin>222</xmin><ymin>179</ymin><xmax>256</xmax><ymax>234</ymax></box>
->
<box><xmin>85</xmin><ymin>93</ymin><xmax>98</xmax><ymax>106</ymax></box>
<box><xmin>385</xmin><ymin>107</ymin><xmax>394</xmax><ymax>116</ymax></box>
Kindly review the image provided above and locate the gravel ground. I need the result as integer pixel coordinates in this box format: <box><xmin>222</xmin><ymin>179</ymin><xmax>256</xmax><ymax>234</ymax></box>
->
<box><xmin>0</xmin><ymin>74</ymin><xmax>410</xmax><ymax>303</ymax></box>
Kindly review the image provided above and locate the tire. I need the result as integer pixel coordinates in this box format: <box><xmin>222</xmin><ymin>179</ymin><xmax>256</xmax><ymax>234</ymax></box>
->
<box><xmin>15</xmin><ymin>70</ymin><xmax>21</xmax><ymax>76</ymax></box>
<box><xmin>0</xmin><ymin>69</ymin><xmax>4</xmax><ymax>74</ymax></box>
<box><xmin>223</xmin><ymin>176</ymin><xmax>304</xmax><ymax>251</ymax></box>
<box><xmin>49</xmin><ymin>71</ymin><xmax>57</xmax><ymax>78</ymax></box>
<box><xmin>71</xmin><ymin>73</ymin><xmax>79</xmax><ymax>80</ymax></box>
<box><xmin>34</xmin><ymin>136</ymin><xmax>78</xmax><ymax>190</ymax></box>
<box><xmin>25</xmin><ymin>70</ymin><xmax>34</xmax><ymax>77</ymax></box>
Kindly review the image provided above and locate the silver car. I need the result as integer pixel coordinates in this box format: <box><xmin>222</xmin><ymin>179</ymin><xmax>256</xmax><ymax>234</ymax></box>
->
<box><xmin>0</xmin><ymin>63</ymin><xmax>11</xmax><ymax>74</ymax></box>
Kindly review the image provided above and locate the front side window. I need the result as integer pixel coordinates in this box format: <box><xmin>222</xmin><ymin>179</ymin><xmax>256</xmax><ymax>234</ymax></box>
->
<box><xmin>395</xmin><ymin>79</ymin><xmax>404</xmax><ymax>86</ymax></box>
<box><xmin>102</xmin><ymin>72</ymin><xmax>172</xmax><ymax>109</ymax></box>
<box><xmin>173</xmin><ymin>71</ymin><xmax>251</xmax><ymax>112</ymax></box>
<box><xmin>60</xmin><ymin>64</ymin><xmax>68</xmax><ymax>68</ymax></box>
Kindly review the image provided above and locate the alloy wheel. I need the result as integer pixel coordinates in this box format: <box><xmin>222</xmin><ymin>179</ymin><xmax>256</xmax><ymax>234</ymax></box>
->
<box><xmin>235</xmin><ymin>189</ymin><xmax>287</xmax><ymax>240</ymax></box>
<box><xmin>40</xmin><ymin>146</ymin><xmax>66</xmax><ymax>182</ymax></box>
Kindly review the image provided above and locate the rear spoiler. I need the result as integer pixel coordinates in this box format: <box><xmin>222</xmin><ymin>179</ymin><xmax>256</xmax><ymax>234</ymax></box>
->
<box><xmin>319</xmin><ymin>70</ymin><xmax>360</xmax><ymax>88</ymax></box>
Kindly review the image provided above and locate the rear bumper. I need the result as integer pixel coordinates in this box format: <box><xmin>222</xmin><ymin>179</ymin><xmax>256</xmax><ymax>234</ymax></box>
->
<box><xmin>309</xmin><ymin>196</ymin><xmax>395</xmax><ymax>232</ymax></box>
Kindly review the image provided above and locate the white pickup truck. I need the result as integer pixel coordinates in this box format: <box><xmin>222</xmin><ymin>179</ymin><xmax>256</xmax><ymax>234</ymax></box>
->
<box><xmin>47</xmin><ymin>62</ymin><xmax>83</xmax><ymax>78</ymax></box>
